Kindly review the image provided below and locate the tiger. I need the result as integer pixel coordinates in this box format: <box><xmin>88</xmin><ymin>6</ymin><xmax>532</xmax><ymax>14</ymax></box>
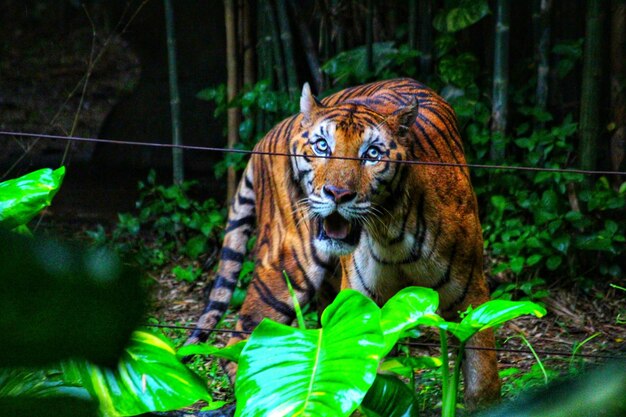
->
<box><xmin>186</xmin><ymin>78</ymin><xmax>501</xmax><ymax>409</ymax></box>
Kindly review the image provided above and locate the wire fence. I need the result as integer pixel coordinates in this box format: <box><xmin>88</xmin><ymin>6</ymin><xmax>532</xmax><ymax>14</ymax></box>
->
<box><xmin>2</xmin><ymin>129</ymin><xmax>624</xmax><ymax>363</ymax></box>
<box><xmin>144</xmin><ymin>323</ymin><xmax>625</xmax><ymax>361</ymax></box>
<box><xmin>2</xmin><ymin>130</ymin><xmax>626</xmax><ymax>177</ymax></box>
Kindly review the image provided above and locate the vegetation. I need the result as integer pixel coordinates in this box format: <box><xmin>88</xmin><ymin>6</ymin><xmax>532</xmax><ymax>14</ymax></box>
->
<box><xmin>1</xmin><ymin>0</ymin><xmax>625</xmax><ymax>416</ymax></box>
<box><xmin>179</xmin><ymin>286</ymin><xmax>545</xmax><ymax>417</ymax></box>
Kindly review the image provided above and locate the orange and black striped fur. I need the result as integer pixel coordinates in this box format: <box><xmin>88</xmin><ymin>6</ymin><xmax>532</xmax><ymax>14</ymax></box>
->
<box><xmin>187</xmin><ymin>78</ymin><xmax>500</xmax><ymax>408</ymax></box>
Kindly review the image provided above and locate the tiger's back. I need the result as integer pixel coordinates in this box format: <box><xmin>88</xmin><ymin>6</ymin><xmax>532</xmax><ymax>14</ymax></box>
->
<box><xmin>188</xmin><ymin>78</ymin><xmax>500</xmax><ymax>409</ymax></box>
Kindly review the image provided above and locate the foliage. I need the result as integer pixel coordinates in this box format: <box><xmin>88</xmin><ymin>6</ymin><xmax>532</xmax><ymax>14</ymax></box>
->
<box><xmin>0</xmin><ymin>170</ymin><xmax>211</xmax><ymax>417</ymax></box>
<box><xmin>322</xmin><ymin>42</ymin><xmax>420</xmax><ymax>88</ymax></box>
<box><xmin>428</xmin><ymin>30</ymin><xmax>624</xmax><ymax>299</ymax></box>
<box><xmin>190</xmin><ymin>287</ymin><xmax>545</xmax><ymax>417</ymax></box>
<box><xmin>62</xmin><ymin>330</ymin><xmax>212</xmax><ymax>416</ymax></box>
<box><xmin>0</xmin><ymin>230</ymin><xmax>144</xmax><ymax>367</ymax></box>
<box><xmin>235</xmin><ymin>290</ymin><xmax>384</xmax><ymax>417</ymax></box>
<box><xmin>89</xmin><ymin>170</ymin><xmax>225</xmax><ymax>280</ymax></box>
<box><xmin>0</xmin><ymin>166</ymin><xmax>65</xmax><ymax>233</ymax></box>
<box><xmin>197</xmin><ymin>80</ymin><xmax>297</xmax><ymax>178</ymax></box>
<box><xmin>433</xmin><ymin>0</ymin><xmax>491</xmax><ymax>33</ymax></box>
<box><xmin>360</xmin><ymin>374</ymin><xmax>419</xmax><ymax>417</ymax></box>
<box><xmin>308</xmin><ymin>14</ymin><xmax>624</xmax><ymax>300</ymax></box>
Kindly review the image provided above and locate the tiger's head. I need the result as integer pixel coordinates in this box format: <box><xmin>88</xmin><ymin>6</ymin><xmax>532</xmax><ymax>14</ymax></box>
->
<box><xmin>292</xmin><ymin>83</ymin><xmax>419</xmax><ymax>256</ymax></box>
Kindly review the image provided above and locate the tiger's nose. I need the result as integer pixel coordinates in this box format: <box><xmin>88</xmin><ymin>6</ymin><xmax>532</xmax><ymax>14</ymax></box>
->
<box><xmin>323</xmin><ymin>185</ymin><xmax>357</xmax><ymax>204</ymax></box>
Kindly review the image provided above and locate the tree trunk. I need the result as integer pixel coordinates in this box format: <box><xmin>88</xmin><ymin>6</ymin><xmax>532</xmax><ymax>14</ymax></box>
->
<box><xmin>242</xmin><ymin>0</ymin><xmax>255</xmax><ymax>87</ymax></box>
<box><xmin>287</xmin><ymin>0</ymin><xmax>323</xmax><ymax>92</ymax></box>
<box><xmin>225</xmin><ymin>0</ymin><xmax>240</xmax><ymax>202</ymax></box>
<box><xmin>275</xmin><ymin>0</ymin><xmax>298</xmax><ymax>99</ymax></box>
<box><xmin>610</xmin><ymin>0</ymin><xmax>626</xmax><ymax>184</ymax></box>
<box><xmin>418</xmin><ymin>0</ymin><xmax>433</xmax><ymax>79</ymax></box>
<box><xmin>535</xmin><ymin>0</ymin><xmax>552</xmax><ymax>118</ymax></box>
<box><xmin>490</xmin><ymin>0</ymin><xmax>511</xmax><ymax>162</ymax></box>
<box><xmin>579</xmin><ymin>0</ymin><xmax>604</xmax><ymax>173</ymax></box>
<box><xmin>164</xmin><ymin>0</ymin><xmax>184</xmax><ymax>185</ymax></box>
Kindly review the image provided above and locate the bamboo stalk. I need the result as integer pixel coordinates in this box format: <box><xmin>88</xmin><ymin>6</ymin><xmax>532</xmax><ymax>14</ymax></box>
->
<box><xmin>490</xmin><ymin>0</ymin><xmax>511</xmax><ymax>162</ymax></box>
<box><xmin>408</xmin><ymin>0</ymin><xmax>417</xmax><ymax>50</ymax></box>
<box><xmin>287</xmin><ymin>0</ymin><xmax>323</xmax><ymax>92</ymax></box>
<box><xmin>164</xmin><ymin>0</ymin><xmax>184</xmax><ymax>185</ymax></box>
<box><xmin>332</xmin><ymin>0</ymin><xmax>345</xmax><ymax>53</ymax></box>
<box><xmin>224</xmin><ymin>0</ymin><xmax>240</xmax><ymax>201</ymax></box>
<box><xmin>610</xmin><ymin>0</ymin><xmax>626</xmax><ymax>181</ymax></box>
<box><xmin>242</xmin><ymin>0</ymin><xmax>255</xmax><ymax>87</ymax></box>
<box><xmin>535</xmin><ymin>0</ymin><xmax>552</xmax><ymax>116</ymax></box>
<box><xmin>275</xmin><ymin>0</ymin><xmax>298</xmax><ymax>99</ymax></box>
<box><xmin>266</xmin><ymin>0</ymin><xmax>287</xmax><ymax>92</ymax></box>
<box><xmin>418</xmin><ymin>0</ymin><xmax>433</xmax><ymax>79</ymax></box>
<box><xmin>365</xmin><ymin>0</ymin><xmax>374</xmax><ymax>74</ymax></box>
<box><xmin>579</xmin><ymin>0</ymin><xmax>604</xmax><ymax>173</ymax></box>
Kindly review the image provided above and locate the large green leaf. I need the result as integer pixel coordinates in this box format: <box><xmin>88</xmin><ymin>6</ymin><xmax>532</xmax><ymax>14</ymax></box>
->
<box><xmin>0</xmin><ymin>166</ymin><xmax>65</xmax><ymax>230</ymax></box>
<box><xmin>380</xmin><ymin>287</ymin><xmax>439</xmax><ymax>355</ymax></box>
<box><xmin>433</xmin><ymin>0</ymin><xmax>490</xmax><ymax>33</ymax></box>
<box><xmin>0</xmin><ymin>230</ymin><xmax>144</xmax><ymax>367</ymax></box>
<box><xmin>416</xmin><ymin>300</ymin><xmax>547</xmax><ymax>342</ymax></box>
<box><xmin>65</xmin><ymin>330</ymin><xmax>211</xmax><ymax>416</ymax></box>
<box><xmin>235</xmin><ymin>290</ymin><xmax>384</xmax><ymax>417</ymax></box>
<box><xmin>360</xmin><ymin>374</ymin><xmax>419</xmax><ymax>417</ymax></box>
<box><xmin>458</xmin><ymin>300</ymin><xmax>547</xmax><ymax>340</ymax></box>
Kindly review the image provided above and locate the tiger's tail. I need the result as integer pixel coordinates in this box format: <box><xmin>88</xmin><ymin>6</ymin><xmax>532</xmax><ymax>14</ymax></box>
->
<box><xmin>185</xmin><ymin>161</ymin><xmax>256</xmax><ymax>345</ymax></box>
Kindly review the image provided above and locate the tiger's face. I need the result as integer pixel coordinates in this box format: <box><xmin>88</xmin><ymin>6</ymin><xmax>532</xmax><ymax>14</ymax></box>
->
<box><xmin>292</xmin><ymin>84</ymin><xmax>419</xmax><ymax>256</ymax></box>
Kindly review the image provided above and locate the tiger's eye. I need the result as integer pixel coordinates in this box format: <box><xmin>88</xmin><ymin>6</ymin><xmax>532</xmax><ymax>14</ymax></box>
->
<box><xmin>365</xmin><ymin>146</ymin><xmax>381</xmax><ymax>160</ymax></box>
<box><xmin>314</xmin><ymin>139</ymin><xmax>329</xmax><ymax>155</ymax></box>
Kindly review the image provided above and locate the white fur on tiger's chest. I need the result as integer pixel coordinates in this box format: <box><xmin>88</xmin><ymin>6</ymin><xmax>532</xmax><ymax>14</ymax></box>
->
<box><xmin>348</xmin><ymin>226</ymin><xmax>448</xmax><ymax>304</ymax></box>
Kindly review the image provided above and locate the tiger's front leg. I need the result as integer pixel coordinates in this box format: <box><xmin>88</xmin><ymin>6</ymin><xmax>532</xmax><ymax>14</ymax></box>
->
<box><xmin>223</xmin><ymin>247</ymin><xmax>329</xmax><ymax>381</ymax></box>
<box><xmin>442</xmin><ymin>283</ymin><xmax>501</xmax><ymax>410</ymax></box>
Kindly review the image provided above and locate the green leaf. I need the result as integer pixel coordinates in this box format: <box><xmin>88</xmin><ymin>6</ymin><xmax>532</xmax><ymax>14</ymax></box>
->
<box><xmin>177</xmin><ymin>341</ymin><xmax>246</xmax><ymax>363</ymax></box>
<box><xmin>360</xmin><ymin>374</ymin><xmax>419</xmax><ymax>417</ymax></box>
<box><xmin>546</xmin><ymin>255</ymin><xmax>562</xmax><ymax>271</ymax></box>
<box><xmin>235</xmin><ymin>290</ymin><xmax>384</xmax><ymax>417</ymax></box>
<box><xmin>185</xmin><ymin>234</ymin><xmax>207</xmax><ymax>258</ymax></box>
<box><xmin>510</xmin><ymin>256</ymin><xmax>525</xmax><ymax>274</ymax></box>
<box><xmin>172</xmin><ymin>265</ymin><xmax>201</xmax><ymax>283</ymax></box>
<box><xmin>526</xmin><ymin>254</ymin><xmax>543</xmax><ymax>267</ymax></box>
<box><xmin>380</xmin><ymin>287</ymin><xmax>439</xmax><ymax>355</ymax></box>
<box><xmin>454</xmin><ymin>300</ymin><xmax>547</xmax><ymax>342</ymax></box>
<box><xmin>551</xmin><ymin>235</ymin><xmax>570</xmax><ymax>254</ymax></box>
<box><xmin>66</xmin><ymin>330</ymin><xmax>211</xmax><ymax>416</ymax></box>
<box><xmin>0</xmin><ymin>166</ymin><xmax>65</xmax><ymax>229</ymax></box>
<box><xmin>575</xmin><ymin>234</ymin><xmax>613</xmax><ymax>251</ymax></box>
<box><xmin>0</xmin><ymin>230</ymin><xmax>144</xmax><ymax>367</ymax></box>
<box><xmin>379</xmin><ymin>356</ymin><xmax>442</xmax><ymax>378</ymax></box>
<box><xmin>433</xmin><ymin>0</ymin><xmax>490</xmax><ymax>33</ymax></box>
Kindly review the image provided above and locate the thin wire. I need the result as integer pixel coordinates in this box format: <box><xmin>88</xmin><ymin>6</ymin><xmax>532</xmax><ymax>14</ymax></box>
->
<box><xmin>141</xmin><ymin>323</ymin><xmax>626</xmax><ymax>361</ymax></box>
<box><xmin>146</xmin><ymin>323</ymin><xmax>252</xmax><ymax>336</ymax></box>
<box><xmin>2</xmin><ymin>130</ymin><xmax>626</xmax><ymax>176</ymax></box>
<box><xmin>399</xmin><ymin>341</ymin><xmax>625</xmax><ymax>361</ymax></box>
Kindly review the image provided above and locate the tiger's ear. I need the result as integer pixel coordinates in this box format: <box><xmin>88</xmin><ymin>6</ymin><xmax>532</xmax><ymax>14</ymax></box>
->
<box><xmin>387</xmin><ymin>99</ymin><xmax>419</xmax><ymax>136</ymax></box>
<box><xmin>300</xmin><ymin>82</ymin><xmax>324</xmax><ymax>127</ymax></box>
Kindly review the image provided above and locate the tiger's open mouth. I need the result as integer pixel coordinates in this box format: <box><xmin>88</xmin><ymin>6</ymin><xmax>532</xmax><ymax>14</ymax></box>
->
<box><xmin>317</xmin><ymin>212</ymin><xmax>362</xmax><ymax>246</ymax></box>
